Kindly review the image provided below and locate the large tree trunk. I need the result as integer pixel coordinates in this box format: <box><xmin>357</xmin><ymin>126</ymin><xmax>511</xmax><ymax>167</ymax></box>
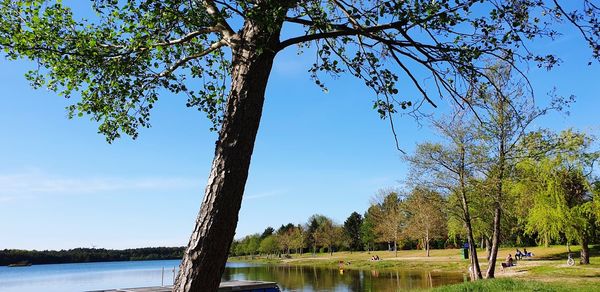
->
<box><xmin>173</xmin><ymin>16</ymin><xmax>284</xmax><ymax>292</ymax></box>
<box><xmin>580</xmin><ymin>235</ymin><xmax>590</xmax><ymax>265</ymax></box>
<box><xmin>486</xmin><ymin>204</ymin><xmax>501</xmax><ymax>278</ymax></box>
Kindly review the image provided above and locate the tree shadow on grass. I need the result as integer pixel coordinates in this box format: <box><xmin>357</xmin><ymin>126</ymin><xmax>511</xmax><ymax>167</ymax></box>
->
<box><xmin>535</xmin><ymin>245</ymin><xmax>600</xmax><ymax>261</ymax></box>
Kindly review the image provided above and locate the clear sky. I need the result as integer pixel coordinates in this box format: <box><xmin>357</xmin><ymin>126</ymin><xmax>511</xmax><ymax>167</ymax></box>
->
<box><xmin>0</xmin><ymin>3</ymin><xmax>599</xmax><ymax>250</ymax></box>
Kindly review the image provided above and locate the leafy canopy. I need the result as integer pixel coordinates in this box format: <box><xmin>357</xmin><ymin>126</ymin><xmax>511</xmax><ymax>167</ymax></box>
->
<box><xmin>1</xmin><ymin>0</ymin><xmax>598</xmax><ymax>142</ymax></box>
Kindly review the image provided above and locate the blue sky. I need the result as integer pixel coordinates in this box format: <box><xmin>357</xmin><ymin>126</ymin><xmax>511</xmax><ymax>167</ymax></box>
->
<box><xmin>0</xmin><ymin>4</ymin><xmax>599</xmax><ymax>250</ymax></box>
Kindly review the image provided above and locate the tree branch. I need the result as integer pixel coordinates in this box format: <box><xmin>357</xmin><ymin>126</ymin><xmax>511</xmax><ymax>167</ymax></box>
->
<box><xmin>277</xmin><ymin>19</ymin><xmax>407</xmax><ymax>51</ymax></box>
<box><xmin>158</xmin><ymin>38</ymin><xmax>227</xmax><ymax>78</ymax></box>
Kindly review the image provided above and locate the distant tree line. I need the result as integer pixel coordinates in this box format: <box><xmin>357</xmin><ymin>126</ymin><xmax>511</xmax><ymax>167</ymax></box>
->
<box><xmin>0</xmin><ymin>247</ymin><xmax>184</xmax><ymax>266</ymax></box>
<box><xmin>229</xmin><ymin>186</ymin><xmax>449</xmax><ymax>260</ymax></box>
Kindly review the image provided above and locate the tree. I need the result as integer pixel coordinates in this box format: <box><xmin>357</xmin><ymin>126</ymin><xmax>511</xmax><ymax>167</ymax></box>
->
<box><xmin>370</xmin><ymin>189</ymin><xmax>405</xmax><ymax>257</ymax></box>
<box><xmin>276</xmin><ymin>223</ymin><xmax>295</xmax><ymax>255</ymax></box>
<box><xmin>289</xmin><ymin>225</ymin><xmax>306</xmax><ymax>255</ymax></box>
<box><xmin>360</xmin><ymin>208</ymin><xmax>377</xmax><ymax>253</ymax></box>
<box><xmin>260</xmin><ymin>227</ymin><xmax>275</xmax><ymax>239</ymax></box>
<box><xmin>471</xmin><ymin>62</ymin><xmax>570</xmax><ymax>278</ymax></box>
<box><xmin>313</xmin><ymin>216</ymin><xmax>343</xmax><ymax>256</ymax></box>
<box><xmin>403</xmin><ymin>187</ymin><xmax>447</xmax><ymax>257</ymax></box>
<box><xmin>343</xmin><ymin>211</ymin><xmax>363</xmax><ymax>253</ymax></box>
<box><xmin>306</xmin><ymin>214</ymin><xmax>328</xmax><ymax>255</ymax></box>
<box><xmin>259</xmin><ymin>235</ymin><xmax>279</xmax><ymax>258</ymax></box>
<box><xmin>514</xmin><ymin>130</ymin><xmax>599</xmax><ymax>264</ymax></box>
<box><xmin>234</xmin><ymin>233</ymin><xmax>261</xmax><ymax>258</ymax></box>
<box><xmin>408</xmin><ymin>107</ymin><xmax>485</xmax><ymax>280</ymax></box>
<box><xmin>2</xmin><ymin>1</ymin><xmax>598</xmax><ymax>289</ymax></box>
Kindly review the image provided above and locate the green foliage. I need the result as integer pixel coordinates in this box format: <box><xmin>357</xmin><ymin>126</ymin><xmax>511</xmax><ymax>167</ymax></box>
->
<box><xmin>260</xmin><ymin>226</ymin><xmax>275</xmax><ymax>239</ymax></box>
<box><xmin>370</xmin><ymin>190</ymin><xmax>405</xmax><ymax>248</ymax></box>
<box><xmin>258</xmin><ymin>235</ymin><xmax>279</xmax><ymax>255</ymax></box>
<box><xmin>313</xmin><ymin>216</ymin><xmax>344</xmax><ymax>255</ymax></box>
<box><xmin>360</xmin><ymin>207</ymin><xmax>377</xmax><ymax>251</ymax></box>
<box><xmin>513</xmin><ymin>130</ymin><xmax>599</xmax><ymax>246</ymax></box>
<box><xmin>0</xmin><ymin>0</ymin><xmax>227</xmax><ymax>140</ymax></box>
<box><xmin>403</xmin><ymin>187</ymin><xmax>447</xmax><ymax>251</ymax></box>
<box><xmin>233</xmin><ymin>233</ymin><xmax>261</xmax><ymax>256</ymax></box>
<box><xmin>343</xmin><ymin>211</ymin><xmax>363</xmax><ymax>252</ymax></box>
<box><xmin>2</xmin><ymin>1</ymin><xmax>598</xmax><ymax>143</ymax></box>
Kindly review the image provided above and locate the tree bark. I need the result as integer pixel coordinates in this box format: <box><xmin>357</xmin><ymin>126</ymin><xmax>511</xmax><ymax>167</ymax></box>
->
<box><xmin>485</xmin><ymin>236</ymin><xmax>492</xmax><ymax>261</ymax></box>
<box><xmin>463</xmin><ymin>200</ymin><xmax>483</xmax><ymax>281</ymax></box>
<box><xmin>486</xmin><ymin>204</ymin><xmax>501</xmax><ymax>278</ymax></box>
<box><xmin>173</xmin><ymin>16</ymin><xmax>284</xmax><ymax>292</ymax></box>
<box><xmin>580</xmin><ymin>235</ymin><xmax>590</xmax><ymax>265</ymax></box>
<box><xmin>425</xmin><ymin>232</ymin><xmax>430</xmax><ymax>257</ymax></box>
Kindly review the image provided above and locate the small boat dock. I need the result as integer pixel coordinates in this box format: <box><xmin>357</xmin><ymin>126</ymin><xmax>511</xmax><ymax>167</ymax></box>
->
<box><xmin>89</xmin><ymin>280</ymin><xmax>280</xmax><ymax>292</ymax></box>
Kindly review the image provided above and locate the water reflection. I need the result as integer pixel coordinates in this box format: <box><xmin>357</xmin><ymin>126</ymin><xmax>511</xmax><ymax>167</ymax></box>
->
<box><xmin>0</xmin><ymin>260</ymin><xmax>467</xmax><ymax>292</ymax></box>
<box><xmin>223</xmin><ymin>265</ymin><xmax>467</xmax><ymax>291</ymax></box>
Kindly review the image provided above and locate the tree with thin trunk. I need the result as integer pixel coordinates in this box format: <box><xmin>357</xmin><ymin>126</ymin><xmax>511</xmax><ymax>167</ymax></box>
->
<box><xmin>313</xmin><ymin>217</ymin><xmax>342</xmax><ymax>256</ymax></box>
<box><xmin>289</xmin><ymin>225</ymin><xmax>306</xmax><ymax>255</ymax></box>
<box><xmin>408</xmin><ymin>107</ymin><xmax>485</xmax><ymax>280</ymax></box>
<box><xmin>370</xmin><ymin>189</ymin><xmax>405</xmax><ymax>257</ymax></box>
<box><xmin>472</xmin><ymin>62</ymin><xmax>572</xmax><ymax>278</ymax></box>
<box><xmin>2</xmin><ymin>0</ymin><xmax>599</xmax><ymax>289</ymax></box>
<box><xmin>403</xmin><ymin>187</ymin><xmax>447</xmax><ymax>257</ymax></box>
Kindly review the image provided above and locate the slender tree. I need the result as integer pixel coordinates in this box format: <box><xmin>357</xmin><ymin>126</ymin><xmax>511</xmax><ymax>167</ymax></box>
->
<box><xmin>408</xmin><ymin>107</ymin><xmax>485</xmax><ymax>280</ymax></box>
<box><xmin>403</xmin><ymin>187</ymin><xmax>447</xmax><ymax>257</ymax></box>
<box><xmin>2</xmin><ymin>1</ymin><xmax>598</xmax><ymax>289</ymax></box>
<box><xmin>289</xmin><ymin>225</ymin><xmax>305</xmax><ymax>255</ymax></box>
<box><xmin>370</xmin><ymin>189</ymin><xmax>405</xmax><ymax>257</ymax></box>
<box><xmin>472</xmin><ymin>62</ymin><xmax>571</xmax><ymax>278</ymax></box>
<box><xmin>314</xmin><ymin>217</ymin><xmax>342</xmax><ymax>256</ymax></box>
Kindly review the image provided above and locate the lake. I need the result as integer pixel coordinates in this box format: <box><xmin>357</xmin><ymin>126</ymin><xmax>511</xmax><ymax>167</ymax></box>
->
<box><xmin>0</xmin><ymin>260</ymin><xmax>467</xmax><ymax>291</ymax></box>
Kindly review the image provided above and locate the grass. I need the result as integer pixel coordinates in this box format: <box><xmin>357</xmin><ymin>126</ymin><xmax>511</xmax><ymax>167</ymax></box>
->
<box><xmin>230</xmin><ymin>246</ymin><xmax>600</xmax><ymax>291</ymax></box>
<box><xmin>431</xmin><ymin>278</ymin><xmax>595</xmax><ymax>292</ymax></box>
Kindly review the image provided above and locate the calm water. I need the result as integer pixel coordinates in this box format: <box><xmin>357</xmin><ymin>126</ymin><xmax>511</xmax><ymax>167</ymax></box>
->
<box><xmin>0</xmin><ymin>260</ymin><xmax>467</xmax><ymax>291</ymax></box>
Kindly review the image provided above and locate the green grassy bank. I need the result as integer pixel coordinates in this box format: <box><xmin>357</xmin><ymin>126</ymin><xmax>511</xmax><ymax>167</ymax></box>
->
<box><xmin>432</xmin><ymin>278</ymin><xmax>598</xmax><ymax>292</ymax></box>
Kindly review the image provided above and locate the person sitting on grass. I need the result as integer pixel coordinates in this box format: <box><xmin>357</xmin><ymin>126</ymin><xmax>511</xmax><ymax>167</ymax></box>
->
<box><xmin>501</xmin><ymin>254</ymin><xmax>514</xmax><ymax>271</ymax></box>
<box><xmin>515</xmin><ymin>249</ymin><xmax>523</xmax><ymax>260</ymax></box>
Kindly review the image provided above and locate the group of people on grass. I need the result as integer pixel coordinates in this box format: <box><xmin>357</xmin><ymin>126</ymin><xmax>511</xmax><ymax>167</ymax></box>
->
<box><xmin>515</xmin><ymin>248</ymin><xmax>533</xmax><ymax>260</ymax></box>
<box><xmin>370</xmin><ymin>255</ymin><xmax>380</xmax><ymax>261</ymax></box>
<box><xmin>502</xmin><ymin>248</ymin><xmax>534</xmax><ymax>270</ymax></box>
